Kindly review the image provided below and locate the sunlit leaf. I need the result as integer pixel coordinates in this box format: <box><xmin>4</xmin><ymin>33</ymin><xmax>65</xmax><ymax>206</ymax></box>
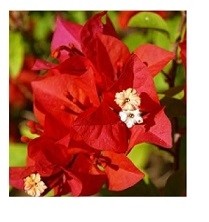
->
<box><xmin>150</xmin><ymin>30</ymin><xmax>170</xmax><ymax>50</ymax></box>
<box><xmin>9</xmin><ymin>31</ymin><xmax>25</xmax><ymax>77</ymax></box>
<box><xmin>9</xmin><ymin>143</ymin><xmax>27</xmax><ymax>167</ymax></box>
<box><xmin>128</xmin><ymin>143</ymin><xmax>157</xmax><ymax>169</ymax></box>
<box><xmin>108</xmin><ymin>11</ymin><xmax>119</xmax><ymax>31</ymax></box>
<box><xmin>128</xmin><ymin>143</ymin><xmax>174</xmax><ymax>170</ymax></box>
<box><xmin>123</xmin><ymin>33</ymin><xmax>147</xmax><ymax>52</ymax></box>
<box><xmin>32</xmin><ymin>12</ymin><xmax>54</xmax><ymax>40</ymax></box>
<box><xmin>154</xmin><ymin>72</ymin><xmax>169</xmax><ymax>92</ymax></box>
<box><xmin>166</xmin><ymin>12</ymin><xmax>182</xmax><ymax>43</ymax></box>
<box><xmin>128</xmin><ymin>12</ymin><xmax>169</xmax><ymax>36</ymax></box>
<box><xmin>67</xmin><ymin>11</ymin><xmax>86</xmax><ymax>24</ymax></box>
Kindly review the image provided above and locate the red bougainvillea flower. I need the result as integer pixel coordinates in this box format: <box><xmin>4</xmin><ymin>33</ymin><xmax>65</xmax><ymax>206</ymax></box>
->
<box><xmin>10</xmin><ymin>118</ymin><xmax>144</xmax><ymax>196</ymax></box>
<box><xmin>71</xmin><ymin>150</ymin><xmax>144</xmax><ymax>192</ymax></box>
<box><xmin>73</xmin><ymin>53</ymin><xmax>172</xmax><ymax>152</ymax></box>
<box><xmin>10</xmin><ymin>136</ymin><xmax>84</xmax><ymax>196</ymax></box>
<box><xmin>32</xmin><ymin>12</ymin><xmax>174</xmax><ymax>90</ymax></box>
<box><xmin>33</xmin><ymin>12</ymin><xmax>130</xmax><ymax>92</ymax></box>
<box><xmin>10</xmin><ymin>11</ymin><xmax>175</xmax><ymax>196</ymax></box>
<box><xmin>32</xmin><ymin>12</ymin><xmax>174</xmax><ymax>88</ymax></box>
<box><xmin>31</xmin><ymin>12</ymin><xmax>174</xmax><ymax>150</ymax></box>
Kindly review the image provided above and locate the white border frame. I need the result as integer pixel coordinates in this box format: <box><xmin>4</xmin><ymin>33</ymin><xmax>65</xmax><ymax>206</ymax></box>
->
<box><xmin>1</xmin><ymin>1</ymin><xmax>209</xmax><ymax>221</ymax></box>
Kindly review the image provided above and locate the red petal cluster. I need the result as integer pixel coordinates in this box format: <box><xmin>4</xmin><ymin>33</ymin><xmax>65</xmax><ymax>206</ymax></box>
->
<box><xmin>10</xmin><ymin>12</ymin><xmax>174</xmax><ymax>196</ymax></box>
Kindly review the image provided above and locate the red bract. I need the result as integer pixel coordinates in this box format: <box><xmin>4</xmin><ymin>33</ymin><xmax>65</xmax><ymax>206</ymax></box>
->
<box><xmin>9</xmin><ymin>79</ymin><xmax>26</xmax><ymax>109</ymax></box>
<box><xmin>10</xmin><ymin>134</ymin><xmax>105</xmax><ymax>196</ymax></box>
<box><xmin>64</xmin><ymin>56</ymin><xmax>172</xmax><ymax>162</ymax></box>
<box><xmin>32</xmin><ymin>12</ymin><xmax>130</xmax><ymax>91</ymax></box>
<box><xmin>32</xmin><ymin>68</ymin><xmax>99</xmax><ymax>136</ymax></box>
<box><xmin>62</xmin><ymin>127</ymin><xmax>144</xmax><ymax>192</ymax></box>
<box><xmin>10</xmin><ymin>122</ymin><xmax>144</xmax><ymax>195</ymax></box>
<box><xmin>135</xmin><ymin>44</ymin><xmax>175</xmax><ymax>77</ymax></box>
<box><xmin>101</xmin><ymin>151</ymin><xmax>144</xmax><ymax>191</ymax></box>
<box><xmin>10</xmin><ymin>136</ymin><xmax>83</xmax><ymax>196</ymax></box>
<box><xmin>72</xmin><ymin>102</ymin><xmax>128</xmax><ymax>153</ymax></box>
<box><xmin>80</xmin><ymin>12</ymin><xmax>130</xmax><ymax>90</ymax></box>
<box><xmin>51</xmin><ymin>16</ymin><xmax>82</xmax><ymax>62</ymax></box>
<box><xmin>10</xmin><ymin>11</ymin><xmax>175</xmax><ymax>196</ymax></box>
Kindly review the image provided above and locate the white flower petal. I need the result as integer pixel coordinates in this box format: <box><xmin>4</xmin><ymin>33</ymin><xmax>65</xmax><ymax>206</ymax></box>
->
<box><xmin>126</xmin><ymin>119</ymin><xmax>135</xmax><ymax>128</ymax></box>
<box><xmin>118</xmin><ymin>109</ymin><xmax>143</xmax><ymax>128</ymax></box>
<box><xmin>119</xmin><ymin>111</ymin><xmax>127</xmax><ymax>122</ymax></box>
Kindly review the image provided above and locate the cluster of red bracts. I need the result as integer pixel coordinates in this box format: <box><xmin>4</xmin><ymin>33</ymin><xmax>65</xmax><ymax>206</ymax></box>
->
<box><xmin>10</xmin><ymin>12</ymin><xmax>175</xmax><ymax>196</ymax></box>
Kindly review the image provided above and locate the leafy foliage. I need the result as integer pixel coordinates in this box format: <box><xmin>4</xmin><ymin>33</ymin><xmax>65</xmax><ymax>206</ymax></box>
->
<box><xmin>9</xmin><ymin>32</ymin><xmax>25</xmax><ymax>77</ymax></box>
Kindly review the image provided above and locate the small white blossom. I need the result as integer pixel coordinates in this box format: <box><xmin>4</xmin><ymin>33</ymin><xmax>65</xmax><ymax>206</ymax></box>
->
<box><xmin>119</xmin><ymin>109</ymin><xmax>143</xmax><ymax>128</ymax></box>
<box><xmin>115</xmin><ymin>88</ymin><xmax>141</xmax><ymax>111</ymax></box>
<box><xmin>24</xmin><ymin>173</ymin><xmax>47</xmax><ymax>197</ymax></box>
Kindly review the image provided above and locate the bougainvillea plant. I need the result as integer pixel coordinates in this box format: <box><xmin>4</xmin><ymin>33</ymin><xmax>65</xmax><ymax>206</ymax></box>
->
<box><xmin>9</xmin><ymin>11</ymin><xmax>186</xmax><ymax>196</ymax></box>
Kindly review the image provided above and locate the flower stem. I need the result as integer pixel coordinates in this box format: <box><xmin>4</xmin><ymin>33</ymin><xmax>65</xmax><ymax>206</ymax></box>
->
<box><xmin>167</xmin><ymin>11</ymin><xmax>186</xmax><ymax>171</ymax></box>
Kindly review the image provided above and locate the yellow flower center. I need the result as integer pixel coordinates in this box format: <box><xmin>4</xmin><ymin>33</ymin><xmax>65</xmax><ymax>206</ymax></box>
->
<box><xmin>114</xmin><ymin>88</ymin><xmax>141</xmax><ymax>111</ymax></box>
<box><xmin>24</xmin><ymin>173</ymin><xmax>47</xmax><ymax>197</ymax></box>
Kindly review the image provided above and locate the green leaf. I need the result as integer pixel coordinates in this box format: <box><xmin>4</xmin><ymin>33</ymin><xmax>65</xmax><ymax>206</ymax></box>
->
<box><xmin>9</xmin><ymin>31</ymin><xmax>25</xmax><ymax>78</ymax></box>
<box><xmin>174</xmin><ymin>64</ymin><xmax>186</xmax><ymax>86</ymax></box>
<box><xmin>32</xmin><ymin>12</ymin><xmax>54</xmax><ymax>41</ymax></box>
<box><xmin>66</xmin><ymin>11</ymin><xmax>86</xmax><ymax>24</ymax></box>
<box><xmin>128</xmin><ymin>12</ymin><xmax>169</xmax><ymax>36</ymax></box>
<box><xmin>9</xmin><ymin>143</ymin><xmax>27</xmax><ymax>167</ymax></box>
<box><xmin>149</xmin><ymin>30</ymin><xmax>171</xmax><ymax>50</ymax></box>
<box><xmin>69</xmin><ymin>11</ymin><xmax>86</xmax><ymax>24</ymax></box>
<box><xmin>166</xmin><ymin>12</ymin><xmax>182</xmax><ymax>43</ymax></box>
<box><xmin>128</xmin><ymin>143</ymin><xmax>158</xmax><ymax>169</ymax></box>
<box><xmin>123</xmin><ymin>32</ymin><xmax>148</xmax><ymax>52</ymax></box>
<box><xmin>154</xmin><ymin>72</ymin><xmax>169</xmax><ymax>92</ymax></box>
<box><xmin>128</xmin><ymin>143</ymin><xmax>174</xmax><ymax>170</ymax></box>
<box><xmin>107</xmin><ymin>11</ymin><xmax>119</xmax><ymax>31</ymax></box>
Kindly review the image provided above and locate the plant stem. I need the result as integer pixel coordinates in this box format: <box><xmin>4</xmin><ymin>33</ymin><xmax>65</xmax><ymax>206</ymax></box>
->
<box><xmin>167</xmin><ymin>11</ymin><xmax>186</xmax><ymax>171</ymax></box>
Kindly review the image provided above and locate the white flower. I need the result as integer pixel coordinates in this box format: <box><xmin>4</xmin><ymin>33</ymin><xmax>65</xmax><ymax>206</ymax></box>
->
<box><xmin>114</xmin><ymin>88</ymin><xmax>141</xmax><ymax>111</ymax></box>
<box><xmin>24</xmin><ymin>173</ymin><xmax>47</xmax><ymax>197</ymax></box>
<box><xmin>119</xmin><ymin>109</ymin><xmax>143</xmax><ymax>128</ymax></box>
